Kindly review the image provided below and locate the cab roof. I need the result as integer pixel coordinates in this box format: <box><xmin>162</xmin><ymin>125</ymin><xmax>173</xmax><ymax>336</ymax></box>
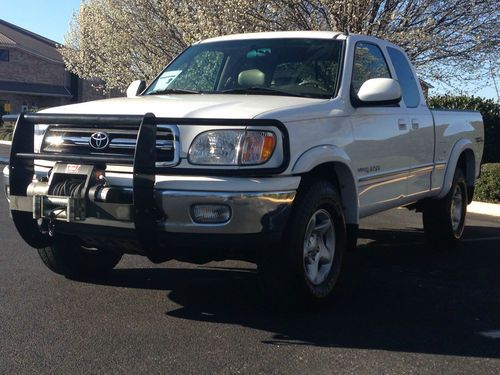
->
<box><xmin>197</xmin><ymin>31</ymin><xmax>344</xmax><ymax>44</ymax></box>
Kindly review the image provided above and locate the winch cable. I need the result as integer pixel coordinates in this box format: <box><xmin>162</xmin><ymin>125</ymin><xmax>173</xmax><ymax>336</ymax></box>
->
<box><xmin>43</xmin><ymin>179</ymin><xmax>86</xmax><ymax>236</ymax></box>
<box><xmin>51</xmin><ymin>179</ymin><xmax>85</xmax><ymax>197</ymax></box>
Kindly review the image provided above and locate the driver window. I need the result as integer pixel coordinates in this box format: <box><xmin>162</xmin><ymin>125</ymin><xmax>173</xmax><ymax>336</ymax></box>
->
<box><xmin>352</xmin><ymin>42</ymin><xmax>391</xmax><ymax>95</ymax></box>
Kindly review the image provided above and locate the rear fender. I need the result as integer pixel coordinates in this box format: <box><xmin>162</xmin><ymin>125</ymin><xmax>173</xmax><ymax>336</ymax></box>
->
<box><xmin>437</xmin><ymin>139</ymin><xmax>475</xmax><ymax>199</ymax></box>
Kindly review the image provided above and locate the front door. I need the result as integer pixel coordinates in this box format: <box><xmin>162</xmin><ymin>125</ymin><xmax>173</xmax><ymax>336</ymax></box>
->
<box><xmin>386</xmin><ymin>46</ymin><xmax>434</xmax><ymax>199</ymax></box>
<box><xmin>346</xmin><ymin>42</ymin><xmax>412</xmax><ymax>217</ymax></box>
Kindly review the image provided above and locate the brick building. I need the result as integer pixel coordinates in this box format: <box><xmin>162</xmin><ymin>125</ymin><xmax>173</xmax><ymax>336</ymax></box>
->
<box><xmin>0</xmin><ymin>19</ymin><xmax>104</xmax><ymax>117</ymax></box>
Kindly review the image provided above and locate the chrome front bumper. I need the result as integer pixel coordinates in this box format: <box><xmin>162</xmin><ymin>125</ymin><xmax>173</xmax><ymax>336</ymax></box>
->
<box><xmin>157</xmin><ymin>190</ymin><xmax>295</xmax><ymax>234</ymax></box>
<box><xmin>4</xmin><ymin>166</ymin><xmax>298</xmax><ymax>235</ymax></box>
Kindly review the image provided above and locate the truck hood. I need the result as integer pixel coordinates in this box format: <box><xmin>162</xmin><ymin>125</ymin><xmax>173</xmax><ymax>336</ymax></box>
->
<box><xmin>41</xmin><ymin>94</ymin><xmax>327</xmax><ymax>119</ymax></box>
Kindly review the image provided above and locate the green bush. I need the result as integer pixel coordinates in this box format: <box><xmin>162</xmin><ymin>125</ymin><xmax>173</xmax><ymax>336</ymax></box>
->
<box><xmin>0</xmin><ymin>122</ymin><xmax>13</xmax><ymax>141</ymax></box>
<box><xmin>475</xmin><ymin>163</ymin><xmax>500</xmax><ymax>203</ymax></box>
<box><xmin>428</xmin><ymin>95</ymin><xmax>500</xmax><ymax>163</ymax></box>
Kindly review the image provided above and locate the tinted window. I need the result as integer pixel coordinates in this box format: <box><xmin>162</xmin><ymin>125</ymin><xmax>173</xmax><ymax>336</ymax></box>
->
<box><xmin>387</xmin><ymin>47</ymin><xmax>420</xmax><ymax>108</ymax></box>
<box><xmin>0</xmin><ymin>49</ymin><xmax>9</xmax><ymax>61</ymax></box>
<box><xmin>351</xmin><ymin>42</ymin><xmax>391</xmax><ymax>94</ymax></box>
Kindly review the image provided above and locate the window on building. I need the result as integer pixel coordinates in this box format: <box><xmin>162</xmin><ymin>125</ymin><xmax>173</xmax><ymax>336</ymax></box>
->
<box><xmin>0</xmin><ymin>49</ymin><xmax>9</xmax><ymax>62</ymax></box>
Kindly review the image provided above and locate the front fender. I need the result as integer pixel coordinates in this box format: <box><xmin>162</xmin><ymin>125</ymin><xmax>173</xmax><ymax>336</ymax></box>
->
<box><xmin>292</xmin><ymin>145</ymin><xmax>358</xmax><ymax>224</ymax></box>
<box><xmin>292</xmin><ymin>145</ymin><xmax>354</xmax><ymax>175</ymax></box>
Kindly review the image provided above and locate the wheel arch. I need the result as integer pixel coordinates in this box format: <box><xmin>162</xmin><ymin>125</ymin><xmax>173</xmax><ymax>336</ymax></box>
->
<box><xmin>292</xmin><ymin>145</ymin><xmax>358</xmax><ymax>225</ymax></box>
<box><xmin>437</xmin><ymin>139</ymin><xmax>476</xmax><ymax>202</ymax></box>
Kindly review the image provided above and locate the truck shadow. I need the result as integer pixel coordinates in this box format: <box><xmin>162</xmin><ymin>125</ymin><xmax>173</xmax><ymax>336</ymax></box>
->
<box><xmin>85</xmin><ymin>225</ymin><xmax>500</xmax><ymax>359</ymax></box>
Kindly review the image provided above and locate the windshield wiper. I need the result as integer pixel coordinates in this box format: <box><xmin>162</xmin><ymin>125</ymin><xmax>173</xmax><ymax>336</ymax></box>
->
<box><xmin>147</xmin><ymin>88</ymin><xmax>201</xmax><ymax>95</ymax></box>
<box><xmin>219</xmin><ymin>87</ymin><xmax>306</xmax><ymax>98</ymax></box>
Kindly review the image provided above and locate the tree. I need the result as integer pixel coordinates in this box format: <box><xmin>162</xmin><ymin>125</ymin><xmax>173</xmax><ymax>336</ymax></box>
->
<box><xmin>61</xmin><ymin>0</ymin><xmax>500</xmax><ymax>92</ymax></box>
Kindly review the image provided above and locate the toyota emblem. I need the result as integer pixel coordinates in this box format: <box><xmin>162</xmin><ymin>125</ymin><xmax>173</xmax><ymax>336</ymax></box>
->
<box><xmin>89</xmin><ymin>132</ymin><xmax>110</xmax><ymax>150</ymax></box>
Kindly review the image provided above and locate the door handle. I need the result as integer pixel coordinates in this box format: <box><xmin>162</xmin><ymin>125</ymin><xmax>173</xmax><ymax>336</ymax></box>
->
<box><xmin>398</xmin><ymin>119</ymin><xmax>407</xmax><ymax>130</ymax></box>
<box><xmin>411</xmin><ymin>119</ymin><xmax>419</xmax><ymax>130</ymax></box>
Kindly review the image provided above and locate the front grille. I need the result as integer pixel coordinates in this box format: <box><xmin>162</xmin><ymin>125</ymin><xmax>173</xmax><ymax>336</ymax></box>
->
<box><xmin>41</xmin><ymin>125</ymin><xmax>178</xmax><ymax>165</ymax></box>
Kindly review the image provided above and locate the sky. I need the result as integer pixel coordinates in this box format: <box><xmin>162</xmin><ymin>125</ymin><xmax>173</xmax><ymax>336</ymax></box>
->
<box><xmin>0</xmin><ymin>0</ymin><xmax>497</xmax><ymax>101</ymax></box>
<box><xmin>0</xmin><ymin>0</ymin><xmax>81</xmax><ymax>43</ymax></box>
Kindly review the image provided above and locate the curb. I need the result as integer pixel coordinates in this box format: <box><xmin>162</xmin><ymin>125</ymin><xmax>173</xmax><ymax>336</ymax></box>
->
<box><xmin>0</xmin><ymin>140</ymin><xmax>12</xmax><ymax>146</ymax></box>
<box><xmin>468</xmin><ymin>201</ymin><xmax>500</xmax><ymax>218</ymax></box>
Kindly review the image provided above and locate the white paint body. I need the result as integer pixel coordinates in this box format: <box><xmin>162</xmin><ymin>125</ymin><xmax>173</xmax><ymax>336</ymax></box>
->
<box><xmin>23</xmin><ymin>32</ymin><xmax>484</xmax><ymax>226</ymax></box>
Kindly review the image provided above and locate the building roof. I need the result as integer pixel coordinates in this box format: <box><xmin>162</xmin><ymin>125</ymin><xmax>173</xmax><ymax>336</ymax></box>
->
<box><xmin>0</xmin><ymin>19</ymin><xmax>63</xmax><ymax>63</ymax></box>
<box><xmin>419</xmin><ymin>79</ymin><xmax>434</xmax><ymax>89</ymax></box>
<box><xmin>0</xmin><ymin>80</ymin><xmax>72</xmax><ymax>97</ymax></box>
<box><xmin>0</xmin><ymin>31</ymin><xmax>15</xmax><ymax>45</ymax></box>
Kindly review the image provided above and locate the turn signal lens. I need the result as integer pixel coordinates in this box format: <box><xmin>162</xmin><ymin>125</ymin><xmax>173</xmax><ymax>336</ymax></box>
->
<box><xmin>241</xmin><ymin>131</ymin><xmax>276</xmax><ymax>165</ymax></box>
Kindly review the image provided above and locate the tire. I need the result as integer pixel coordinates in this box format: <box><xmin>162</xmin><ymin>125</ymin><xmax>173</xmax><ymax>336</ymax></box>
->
<box><xmin>257</xmin><ymin>180</ymin><xmax>346</xmax><ymax>306</ymax></box>
<box><xmin>423</xmin><ymin>168</ymin><xmax>468</xmax><ymax>249</ymax></box>
<box><xmin>38</xmin><ymin>235</ymin><xmax>123</xmax><ymax>278</ymax></box>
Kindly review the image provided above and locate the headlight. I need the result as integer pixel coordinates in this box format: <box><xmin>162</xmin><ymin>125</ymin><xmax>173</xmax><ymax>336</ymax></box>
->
<box><xmin>189</xmin><ymin>130</ymin><xmax>276</xmax><ymax>166</ymax></box>
<box><xmin>34</xmin><ymin>125</ymin><xmax>48</xmax><ymax>153</ymax></box>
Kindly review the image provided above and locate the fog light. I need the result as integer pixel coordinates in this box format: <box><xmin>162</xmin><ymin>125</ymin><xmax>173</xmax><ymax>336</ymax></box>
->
<box><xmin>191</xmin><ymin>204</ymin><xmax>231</xmax><ymax>224</ymax></box>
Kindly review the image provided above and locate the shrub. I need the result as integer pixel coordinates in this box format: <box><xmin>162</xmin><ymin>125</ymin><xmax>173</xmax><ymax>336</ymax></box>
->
<box><xmin>428</xmin><ymin>95</ymin><xmax>500</xmax><ymax>163</ymax></box>
<box><xmin>0</xmin><ymin>122</ymin><xmax>13</xmax><ymax>141</ymax></box>
<box><xmin>474</xmin><ymin>163</ymin><xmax>500</xmax><ymax>203</ymax></box>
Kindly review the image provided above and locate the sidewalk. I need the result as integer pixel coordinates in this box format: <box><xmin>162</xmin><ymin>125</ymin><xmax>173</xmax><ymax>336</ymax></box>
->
<box><xmin>468</xmin><ymin>201</ymin><xmax>500</xmax><ymax>218</ymax></box>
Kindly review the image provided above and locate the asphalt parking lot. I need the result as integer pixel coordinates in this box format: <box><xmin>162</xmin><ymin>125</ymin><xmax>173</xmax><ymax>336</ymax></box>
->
<box><xmin>0</xmin><ymin>155</ymin><xmax>499</xmax><ymax>374</ymax></box>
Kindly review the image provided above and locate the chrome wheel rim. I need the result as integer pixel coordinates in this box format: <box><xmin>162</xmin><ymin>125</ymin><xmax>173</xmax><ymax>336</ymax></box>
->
<box><xmin>450</xmin><ymin>185</ymin><xmax>464</xmax><ymax>232</ymax></box>
<box><xmin>303</xmin><ymin>209</ymin><xmax>335</xmax><ymax>285</ymax></box>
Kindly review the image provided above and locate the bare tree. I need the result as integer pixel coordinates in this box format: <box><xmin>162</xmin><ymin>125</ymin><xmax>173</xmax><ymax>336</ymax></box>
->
<box><xmin>60</xmin><ymin>0</ymin><xmax>500</xmax><ymax>92</ymax></box>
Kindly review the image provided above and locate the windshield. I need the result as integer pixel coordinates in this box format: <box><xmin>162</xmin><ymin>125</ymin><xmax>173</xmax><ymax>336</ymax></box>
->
<box><xmin>144</xmin><ymin>38</ymin><xmax>344</xmax><ymax>99</ymax></box>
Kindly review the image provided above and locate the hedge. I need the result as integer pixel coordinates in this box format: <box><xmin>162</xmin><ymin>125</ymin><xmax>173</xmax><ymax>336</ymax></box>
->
<box><xmin>0</xmin><ymin>122</ymin><xmax>13</xmax><ymax>141</ymax></box>
<box><xmin>428</xmin><ymin>95</ymin><xmax>500</xmax><ymax>163</ymax></box>
<box><xmin>474</xmin><ymin>163</ymin><xmax>500</xmax><ymax>203</ymax></box>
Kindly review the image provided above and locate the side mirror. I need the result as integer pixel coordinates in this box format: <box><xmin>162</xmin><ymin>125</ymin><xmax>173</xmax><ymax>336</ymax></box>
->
<box><xmin>126</xmin><ymin>80</ymin><xmax>146</xmax><ymax>98</ymax></box>
<box><xmin>354</xmin><ymin>78</ymin><xmax>401</xmax><ymax>106</ymax></box>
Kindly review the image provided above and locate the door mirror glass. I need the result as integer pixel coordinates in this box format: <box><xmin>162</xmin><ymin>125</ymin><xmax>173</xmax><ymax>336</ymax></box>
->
<box><xmin>126</xmin><ymin>80</ymin><xmax>146</xmax><ymax>98</ymax></box>
<box><xmin>355</xmin><ymin>78</ymin><xmax>401</xmax><ymax>106</ymax></box>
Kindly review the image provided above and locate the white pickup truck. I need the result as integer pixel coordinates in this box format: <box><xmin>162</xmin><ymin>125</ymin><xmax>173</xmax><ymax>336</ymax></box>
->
<box><xmin>4</xmin><ymin>31</ymin><xmax>484</xmax><ymax>304</ymax></box>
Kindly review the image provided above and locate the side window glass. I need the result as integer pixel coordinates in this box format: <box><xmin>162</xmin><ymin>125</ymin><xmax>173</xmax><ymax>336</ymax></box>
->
<box><xmin>387</xmin><ymin>47</ymin><xmax>420</xmax><ymax>108</ymax></box>
<box><xmin>352</xmin><ymin>42</ymin><xmax>391</xmax><ymax>94</ymax></box>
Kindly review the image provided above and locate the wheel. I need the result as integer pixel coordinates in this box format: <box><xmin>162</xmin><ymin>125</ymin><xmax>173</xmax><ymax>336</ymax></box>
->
<box><xmin>258</xmin><ymin>180</ymin><xmax>346</xmax><ymax>305</ymax></box>
<box><xmin>423</xmin><ymin>168</ymin><xmax>468</xmax><ymax>249</ymax></box>
<box><xmin>37</xmin><ymin>235</ymin><xmax>123</xmax><ymax>278</ymax></box>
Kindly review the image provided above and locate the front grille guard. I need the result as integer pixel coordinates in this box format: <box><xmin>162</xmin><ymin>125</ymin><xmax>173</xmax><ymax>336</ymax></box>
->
<box><xmin>8</xmin><ymin>112</ymin><xmax>290</xmax><ymax>257</ymax></box>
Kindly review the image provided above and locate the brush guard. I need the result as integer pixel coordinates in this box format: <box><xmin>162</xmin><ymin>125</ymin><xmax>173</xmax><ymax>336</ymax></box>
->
<box><xmin>8</xmin><ymin>112</ymin><xmax>290</xmax><ymax>258</ymax></box>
